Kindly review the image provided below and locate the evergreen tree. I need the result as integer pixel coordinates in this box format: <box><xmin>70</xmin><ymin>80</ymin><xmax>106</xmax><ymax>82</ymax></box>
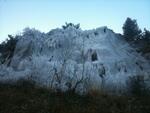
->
<box><xmin>143</xmin><ymin>28</ymin><xmax>150</xmax><ymax>41</ymax></box>
<box><xmin>62</xmin><ymin>22</ymin><xmax>80</xmax><ymax>29</ymax></box>
<box><xmin>123</xmin><ymin>17</ymin><xmax>141</xmax><ymax>42</ymax></box>
<box><xmin>139</xmin><ymin>28</ymin><xmax>150</xmax><ymax>54</ymax></box>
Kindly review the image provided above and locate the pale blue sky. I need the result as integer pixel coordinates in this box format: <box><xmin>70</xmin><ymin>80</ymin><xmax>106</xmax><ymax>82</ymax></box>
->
<box><xmin>0</xmin><ymin>0</ymin><xmax>150</xmax><ymax>42</ymax></box>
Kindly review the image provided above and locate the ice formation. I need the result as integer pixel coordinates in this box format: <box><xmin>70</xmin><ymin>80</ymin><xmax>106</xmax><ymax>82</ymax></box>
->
<box><xmin>0</xmin><ymin>26</ymin><xmax>150</xmax><ymax>93</ymax></box>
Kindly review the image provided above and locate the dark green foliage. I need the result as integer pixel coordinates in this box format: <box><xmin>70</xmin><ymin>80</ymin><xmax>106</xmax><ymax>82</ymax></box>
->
<box><xmin>62</xmin><ymin>22</ymin><xmax>80</xmax><ymax>29</ymax></box>
<box><xmin>142</xmin><ymin>28</ymin><xmax>150</xmax><ymax>40</ymax></box>
<box><xmin>0</xmin><ymin>35</ymin><xmax>18</xmax><ymax>65</ymax></box>
<box><xmin>135</xmin><ymin>29</ymin><xmax>150</xmax><ymax>54</ymax></box>
<box><xmin>122</xmin><ymin>18</ymin><xmax>150</xmax><ymax>55</ymax></box>
<box><xmin>122</xmin><ymin>17</ymin><xmax>141</xmax><ymax>42</ymax></box>
<box><xmin>141</xmin><ymin>29</ymin><xmax>150</xmax><ymax>51</ymax></box>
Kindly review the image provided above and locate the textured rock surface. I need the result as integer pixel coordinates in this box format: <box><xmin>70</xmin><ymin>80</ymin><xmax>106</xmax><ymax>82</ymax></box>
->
<box><xmin>0</xmin><ymin>26</ymin><xmax>150</xmax><ymax>93</ymax></box>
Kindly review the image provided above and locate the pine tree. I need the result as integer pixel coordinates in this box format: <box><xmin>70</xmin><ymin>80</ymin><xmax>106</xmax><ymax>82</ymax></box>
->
<box><xmin>143</xmin><ymin>28</ymin><xmax>150</xmax><ymax>40</ymax></box>
<box><xmin>123</xmin><ymin>17</ymin><xmax>141</xmax><ymax>42</ymax></box>
<box><xmin>62</xmin><ymin>22</ymin><xmax>80</xmax><ymax>29</ymax></box>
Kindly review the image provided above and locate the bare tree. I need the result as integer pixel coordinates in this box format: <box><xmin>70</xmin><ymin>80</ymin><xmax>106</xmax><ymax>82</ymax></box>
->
<box><xmin>49</xmin><ymin>35</ymin><xmax>77</xmax><ymax>92</ymax></box>
<box><xmin>67</xmin><ymin>34</ymin><xmax>90</xmax><ymax>93</ymax></box>
<box><xmin>48</xmin><ymin>31</ymin><xmax>91</xmax><ymax>93</ymax></box>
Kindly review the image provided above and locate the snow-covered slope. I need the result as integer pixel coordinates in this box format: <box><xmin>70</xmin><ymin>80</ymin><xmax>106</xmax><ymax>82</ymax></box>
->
<box><xmin>0</xmin><ymin>26</ymin><xmax>150</xmax><ymax>93</ymax></box>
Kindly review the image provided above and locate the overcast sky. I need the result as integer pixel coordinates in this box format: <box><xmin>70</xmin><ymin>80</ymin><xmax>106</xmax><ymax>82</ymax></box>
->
<box><xmin>0</xmin><ymin>0</ymin><xmax>150</xmax><ymax>42</ymax></box>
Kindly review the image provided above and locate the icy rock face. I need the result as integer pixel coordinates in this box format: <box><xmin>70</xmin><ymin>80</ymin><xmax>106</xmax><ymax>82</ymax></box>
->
<box><xmin>0</xmin><ymin>26</ymin><xmax>150</xmax><ymax>93</ymax></box>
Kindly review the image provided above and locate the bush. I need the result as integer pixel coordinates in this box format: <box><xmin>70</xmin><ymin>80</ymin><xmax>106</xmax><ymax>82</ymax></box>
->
<box><xmin>127</xmin><ymin>75</ymin><xmax>149</xmax><ymax>96</ymax></box>
<box><xmin>0</xmin><ymin>35</ymin><xmax>18</xmax><ymax>65</ymax></box>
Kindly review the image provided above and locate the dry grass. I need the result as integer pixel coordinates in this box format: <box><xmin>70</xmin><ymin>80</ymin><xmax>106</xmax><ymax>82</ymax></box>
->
<box><xmin>0</xmin><ymin>80</ymin><xmax>150</xmax><ymax>113</ymax></box>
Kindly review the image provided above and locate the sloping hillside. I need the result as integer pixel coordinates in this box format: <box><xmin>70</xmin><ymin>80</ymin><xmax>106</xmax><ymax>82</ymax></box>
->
<box><xmin>0</xmin><ymin>26</ymin><xmax>150</xmax><ymax>93</ymax></box>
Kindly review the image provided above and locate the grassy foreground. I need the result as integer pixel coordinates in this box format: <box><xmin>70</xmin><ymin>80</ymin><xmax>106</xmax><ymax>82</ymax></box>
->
<box><xmin>0</xmin><ymin>80</ymin><xmax>150</xmax><ymax>113</ymax></box>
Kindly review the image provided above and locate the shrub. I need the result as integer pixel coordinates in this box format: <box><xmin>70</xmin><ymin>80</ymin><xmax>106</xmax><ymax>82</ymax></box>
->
<box><xmin>0</xmin><ymin>35</ymin><xmax>18</xmax><ymax>65</ymax></box>
<box><xmin>127</xmin><ymin>75</ymin><xmax>149</xmax><ymax>96</ymax></box>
